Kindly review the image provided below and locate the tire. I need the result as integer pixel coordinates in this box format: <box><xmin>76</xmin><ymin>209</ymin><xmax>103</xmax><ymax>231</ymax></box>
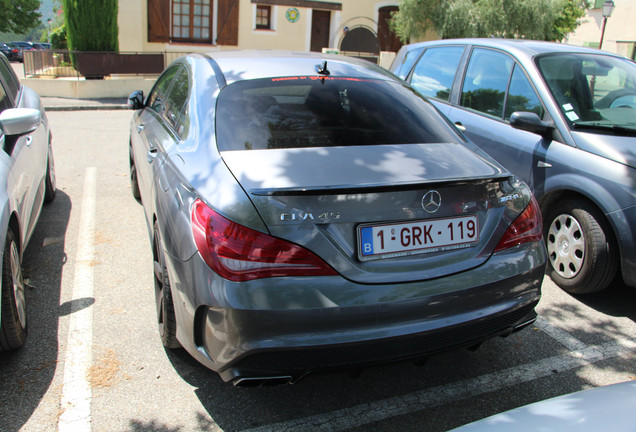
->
<box><xmin>44</xmin><ymin>143</ymin><xmax>56</xmax><ymax>203</ymax></box>
<box><xmin>0</xmin><ymin>230</ymin><xmax>27</xmax><ymax>351</ymax></box>
<box><xmin>130</xmin><ymin>149</ymin><xmax>141</xmax><ymax>202</ymax></box>
<box><xmin>153</xmin><ymin>222</ymin><xmax>179</xmax><ymax>348</ymax></box>
<box><xmin>545</xmin><ymin>198</ymin><xmax>617</xmax><ymax>294</ymax></box>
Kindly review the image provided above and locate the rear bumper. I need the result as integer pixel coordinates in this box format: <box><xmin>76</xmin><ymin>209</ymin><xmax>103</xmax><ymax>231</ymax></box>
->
<box><xmin>166</xmin><ymin>242</ymin><xmax>545</xmax><ymax>384</ymax></box>
<box><xmin>169</xmin><ymin>243</ymin><xmax>545</xmax><ymax>385</ymax></box>
<box><xmin>219</xmin><ymin>299</ymin><xmax>538</xmax><ymax>385</ymax></box>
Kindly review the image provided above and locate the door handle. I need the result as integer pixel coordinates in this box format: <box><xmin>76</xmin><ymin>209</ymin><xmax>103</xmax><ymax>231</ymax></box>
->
<box><xmin>537</xmin><ymin>161</ymin><xmax>552</xmax><ymax>168</ymax></box>
<box><xmin>454</xmin><ymin>122</ymin><xmax>466</xmax><ymax>132</ymax></box>
<box><xmin>137</xmin><ymin>124</ymin><xmax>145</xmax><ymax>133</ymax></box>
<box><xmin>147</xmin><ymin>147</ymin><xmax>158</xmax><ymax>162</ymax></box>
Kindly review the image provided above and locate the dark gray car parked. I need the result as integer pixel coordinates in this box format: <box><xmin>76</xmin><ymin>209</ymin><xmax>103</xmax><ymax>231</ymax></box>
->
<box><xmin>0</xmin><ymin>44</ymin><xmax>21</xmax><ymax>63</ymax></box>
<box><xmin>391</xmin><ymin>39</ymin><xmax>636</xmax><ymax>295</ymax></box>
<box><xmin>128</xmin><ymin>51</ymin><xmax>545</xmax><ymax>386</ymax></box>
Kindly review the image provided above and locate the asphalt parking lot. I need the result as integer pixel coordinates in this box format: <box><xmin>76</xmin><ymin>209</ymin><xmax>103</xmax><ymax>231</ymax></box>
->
<box><xmin>0</xmin><ymin>107</ymin><xmax>634</xmax><ymax>431</ymax></box>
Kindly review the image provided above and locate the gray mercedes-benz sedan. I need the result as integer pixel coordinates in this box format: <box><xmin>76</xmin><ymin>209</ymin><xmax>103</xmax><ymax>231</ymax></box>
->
<box><xmin>128</xmin><ymin>51</ymin><xmax>546</xmax><ymax>386</ymax></box>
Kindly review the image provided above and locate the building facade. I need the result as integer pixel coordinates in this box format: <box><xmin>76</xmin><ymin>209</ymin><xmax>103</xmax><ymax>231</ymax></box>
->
<box><xmin>119</xmin><ymin>0</ymin><xmax>402</xmax><ymax>62</ymax></box>
<box><xmin>566</xmin><ymin>0</ymin><xmax>636</xmax><ymax>60</ymax></box>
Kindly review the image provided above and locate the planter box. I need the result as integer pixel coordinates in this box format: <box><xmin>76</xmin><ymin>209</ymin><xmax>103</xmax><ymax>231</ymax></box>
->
<box><xmin>76</xmin><ymin>52</ymin><xmax>165</xmax><ymax>78</ymax></box>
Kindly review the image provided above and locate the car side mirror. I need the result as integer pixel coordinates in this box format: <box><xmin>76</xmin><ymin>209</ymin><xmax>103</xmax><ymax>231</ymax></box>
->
<box><xmin>128</xmin><ymin>90</ymin><xmax>145</xmax><ymax>110</ymax></box>
<box><xmin>510</xmin><ymin>111</ymin><xmax>553</xmax><ymax>138</ymax></box>
<box><xmin>0</xmin><ymin>108</ymin><xmax>41</xmax><ymax>136</ymax></box>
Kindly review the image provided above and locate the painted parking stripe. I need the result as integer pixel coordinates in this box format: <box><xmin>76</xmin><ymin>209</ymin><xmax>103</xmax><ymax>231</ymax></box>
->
<box><xmin>58</xmin><ymin>167</ymin><xmax>97</xmax><ymax>432</ymax></box>
<box><xmin>242</xmin><ymin>335</ymin><xmax>636</xmax><ymax>432</ymax></box>
<box><xmin>534</xmin><ymin>316</ymin><xmax>588</xmax><ymax>351</ymax></box>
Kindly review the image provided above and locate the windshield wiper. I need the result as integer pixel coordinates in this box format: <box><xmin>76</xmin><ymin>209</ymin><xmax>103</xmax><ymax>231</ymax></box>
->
<box><xmin>571</xmin><ymin>122</ymin><xmax>636</xmax><ymax>136</ymax></box>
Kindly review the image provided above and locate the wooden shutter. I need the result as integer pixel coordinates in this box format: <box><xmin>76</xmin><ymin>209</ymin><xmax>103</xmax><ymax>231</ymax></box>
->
<box><xmin>217</xmin><ymin>0</ymin><xmax>239</xmax><ymax>46</ymax></box>
<box><xmin>148</xmin><ymin>0</ymin><xmax>170</xmax><ymax>42</ymax></box>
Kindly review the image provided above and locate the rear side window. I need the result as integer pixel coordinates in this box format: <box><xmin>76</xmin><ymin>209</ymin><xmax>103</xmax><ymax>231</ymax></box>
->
<box><xmin>215</xmin><ymin>77</ymin><xmax>459</xmax><ymax>151</ymax></box>
<box><xmin>461</xmin><ymin>48</ymin><xmax>514</xmax><ymax>118</ymax></box>
<box><xmin>147</xmin><ymin>66</ymin><xmax>180</xmax><ymax>115</ymax></box>
<box><xmin>162</xmin><ymin>67</ymin><xmax>189</xmax><ymax>133</ymax></box>
<box><xmin>0</xmin><ymin>56</ymin><xmax>19</xmax><ymax>102</ymax></box>
<box><xmin>410</xmin><ymin>46</ymin><xmax>465</xmax><ymax>101</ymax></box>
<box><xmin>393</xmin><ymin>47</ymin><xmax>424</xmax><ymax>79</ymax></box>
<box><xmin>0</xmin><ymin>84</ymin><xmax>11</xmax><ymax>114</ymax></box>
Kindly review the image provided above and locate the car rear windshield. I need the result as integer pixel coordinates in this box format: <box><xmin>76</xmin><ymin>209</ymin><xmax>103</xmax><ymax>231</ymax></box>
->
<box><xmin>215</xmin><ymin>76</ymin><xmax>458</xmax><ymax>151</ymax></box>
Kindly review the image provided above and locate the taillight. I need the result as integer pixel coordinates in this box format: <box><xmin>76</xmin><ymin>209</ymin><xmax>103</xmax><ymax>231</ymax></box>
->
<box><xmin>494</xmin><ymin>196</ymin><xmax>543</xmax><ymax>253</ymax></box>
<box><xmin>191</xmin><ymin>199</ymin><xmax>337</xmax><ymax>282</ymax></box>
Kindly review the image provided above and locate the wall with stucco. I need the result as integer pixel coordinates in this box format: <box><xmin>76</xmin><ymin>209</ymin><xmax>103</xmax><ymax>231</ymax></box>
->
<box><xmin>117</xmin><ymin>0</ymin><xmax>402</xmax><ymax>54</ymax></box>
<box><xmin>566</xmin><ymin>0</ymin><xmax>636</xmax><ymax>59</ymax></box>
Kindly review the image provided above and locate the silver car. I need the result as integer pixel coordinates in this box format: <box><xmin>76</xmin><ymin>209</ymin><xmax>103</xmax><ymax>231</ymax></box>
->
<box><xmin>451</xmin><ymin>380</ymin><xmax>636</xmax><ymax>431</ymax></box>
<box><xmin>128</xmin><ymin>51</ymin><xmax>545</xmax><ymax>386</ymax></box>
<box><xmin>391</xmin><ymin>39</ymin><xmax>636</xmax><ymax>295</ymax></box>
<box><xmin>0</xmin><ymin>53</ymin><xmax>56</xmax><ymax>351</ymax></box>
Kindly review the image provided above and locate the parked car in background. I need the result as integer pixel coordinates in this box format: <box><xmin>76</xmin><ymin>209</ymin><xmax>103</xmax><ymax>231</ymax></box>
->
<box><xmin>128</xmin><ymin>51</ymin><xmax>545</xmax><ymax>386</ymax></box>
<box><xmin>10</xmin><ymin>42</ymin><xmax>35</xmax><ymax>52</ymax></box>
<box><xmin>30</xmin><ymin>43</ymin><xmax>51</xmax><ymax>50</ymax></box>
<box><xmin>0</xmin><ymin>44</ymin><xmax>22</xmax><ymax>62</ymax></box>
<box><xmin>0</xmin><ymin>53</ymin><xmax>56</xmax><ymax>351</ymax></box>
<box><xmin>391</xmin><ymin>39</ymin><xmax>636</xmax><ymax>295</ymax></box>
<box><xmin>451</xmin><ymin>380</ymin><xmax>636</xmax><ymax>431</ymax></box>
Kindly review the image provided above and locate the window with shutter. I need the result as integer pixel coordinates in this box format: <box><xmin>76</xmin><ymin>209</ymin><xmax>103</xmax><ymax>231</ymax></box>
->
<box><xmin>217</xmin><ymin>0</ymin><xmax>239</xmax><ymax>45</ymax></box>
<box><xmin>147</xmin><ymin>0</ymin><xmax>239</xmax><ymax>45</ymax></box>
<box><xmin>173</xmin><ymin>0</ymin><xmax>213</xmax><ymax>42</ymax></box>
<box><xmin>148</xmin><ymin>0</ymin><xmax>170</xmax><ymax>42</ymax></box>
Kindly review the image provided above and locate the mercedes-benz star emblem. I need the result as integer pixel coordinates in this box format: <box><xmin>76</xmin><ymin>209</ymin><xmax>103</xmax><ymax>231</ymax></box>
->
<box><xmin>422</xmin><ymin>190</ymin><xmax>442</xmax><ymax>214</ymax></box>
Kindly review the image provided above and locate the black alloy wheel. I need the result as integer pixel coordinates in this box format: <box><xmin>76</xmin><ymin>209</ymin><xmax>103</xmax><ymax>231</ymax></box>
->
<box><xmin>0</xmin><ymin>229</ymin><xmax>27</xmax><ymax>350</ymax></box>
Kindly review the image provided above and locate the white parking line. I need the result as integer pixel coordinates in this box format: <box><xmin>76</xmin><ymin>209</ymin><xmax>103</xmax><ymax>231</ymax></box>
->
<box><xmin>58</xmin><ymin>167</ymin><xmax>97</xmax><ymax>432</ymax></box>
<box><xmin>534</xmin><ymin>316</ymin><xmax>588</xmax><ymax>351</ymax></box>
<box><xmin>242</xmin><ymin>327</ymin><xmax>636</xmax><ymax>432</ymax></box>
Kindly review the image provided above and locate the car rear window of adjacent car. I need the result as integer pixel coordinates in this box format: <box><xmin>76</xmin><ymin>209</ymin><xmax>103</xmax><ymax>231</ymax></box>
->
<box><xmin>215</xmin><ymin>77</ymin><xmax>459</xmax><ymax>151</ymax></box>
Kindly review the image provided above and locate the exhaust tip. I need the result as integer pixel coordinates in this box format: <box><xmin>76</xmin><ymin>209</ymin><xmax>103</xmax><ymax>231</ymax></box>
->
<box><xmin>233</xmin><ymin>375</ymin><xmax>294</xmax><ymax>387</ymax></box>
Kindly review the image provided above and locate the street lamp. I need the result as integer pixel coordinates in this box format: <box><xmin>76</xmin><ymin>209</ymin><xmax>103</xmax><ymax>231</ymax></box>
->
<box><xmin>598</xmin><ymin>0</ymin><xmax>615</xmax><ymax>50</ymax></box>
<box><xmin>47</xmin><ymin>18</ymin><xmax>53</xmax><ymax>44</ymax></box>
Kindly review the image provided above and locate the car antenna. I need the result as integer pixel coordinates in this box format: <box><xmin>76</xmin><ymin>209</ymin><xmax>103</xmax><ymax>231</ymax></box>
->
<box><xmin>315</xmin><ymin>60</ymin><xmax>330</xmax><ymax>76</ymax></box>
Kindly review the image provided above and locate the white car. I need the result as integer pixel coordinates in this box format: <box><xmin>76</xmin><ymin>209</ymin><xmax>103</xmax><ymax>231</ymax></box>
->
<box><xmin>0</xmin><ymin>52</ymin><xmax>56</xmax><ymax>351</ymax></box>
<box><xmin>452</xmin><ymin>381</ymin><xmax>636</xmax><ymax>431</ymax></box>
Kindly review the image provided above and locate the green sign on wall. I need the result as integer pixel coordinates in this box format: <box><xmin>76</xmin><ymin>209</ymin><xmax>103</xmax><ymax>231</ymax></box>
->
<box><xmin>286</xmin><ymin>8</ymin><xmax>300</xmax><ymax>23</ymax></box>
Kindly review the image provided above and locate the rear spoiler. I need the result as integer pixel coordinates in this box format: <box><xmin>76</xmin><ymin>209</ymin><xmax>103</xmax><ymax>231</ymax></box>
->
<box><xmin>249</xmin><ymin>174</ymin><xmax>513</xmax><ymax>196</ymax></box>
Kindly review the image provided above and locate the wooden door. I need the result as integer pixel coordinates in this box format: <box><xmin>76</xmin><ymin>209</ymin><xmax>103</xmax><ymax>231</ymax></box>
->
<box><xmin>378</xmin><ymin>6</ymin><xmax>402</xmax><ymax>52</ymax></box>
<box><xmin>311</xmin><ymin>10</ymin><xmax>331</xmax><ymax>52</ymax></box>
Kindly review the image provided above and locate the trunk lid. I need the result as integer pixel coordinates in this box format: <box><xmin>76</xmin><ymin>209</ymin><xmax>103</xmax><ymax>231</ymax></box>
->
<box><xmin>221</xmin><ymin>144</ymin><xmax>523</xmax><ymax>284</ymax></box>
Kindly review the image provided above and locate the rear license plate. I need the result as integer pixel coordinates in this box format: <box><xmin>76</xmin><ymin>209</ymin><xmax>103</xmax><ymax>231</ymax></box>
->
<box><xmin>358</xmin><ymin>215</ymin><xmax>479</xmax><ymax>260</ymax></box>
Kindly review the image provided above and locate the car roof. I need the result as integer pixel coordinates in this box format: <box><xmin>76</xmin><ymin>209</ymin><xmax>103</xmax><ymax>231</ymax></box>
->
<box><xmin>401</xmin><ymin>38</ymin><xmax>626</xmax><ymax>61</ymax></box>
<box><xmin>184</xmin><ymin>50</ymin><xmax>398</xmax><ymax>85</ymax></box>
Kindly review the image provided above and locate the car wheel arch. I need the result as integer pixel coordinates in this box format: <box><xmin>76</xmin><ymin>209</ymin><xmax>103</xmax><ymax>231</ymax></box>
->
<box><xmin>0</xmin><ymin>213</ymin><xmax>22</xmax><ymax>300</ymax></box>
<box><xmin>539</xmin><ymin>189</ymin><xmax>619</xmax><ymax>249</ymax></box>
<box><xmin>539</xmin><ymin>189</ymin><xmax>625</xmax><ymax>290</ymax></box>
<box><xmin>8</xmin><ymin>214</ymin><xmax>20</xmax><ymax>252</ymax></box>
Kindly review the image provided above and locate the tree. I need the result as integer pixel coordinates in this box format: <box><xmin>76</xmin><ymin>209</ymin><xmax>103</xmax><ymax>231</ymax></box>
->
<box><xmin>50</xmin><ymin>24</ymin><xmax>67</xmax><ymax>49</ymax></box>
<box><xmin>0</xmin><ymin>0</ymin><xmax>41</xmax><ymax>33</ymax></box>
<box><xmin>62</xmin><ymin>0</ymin><xmax>118</xmax><ymax>51</ymax></box>
<box><xmin>552</xmin><ymin>0</ymin><xmax>590</xmax><ymax>42</ymax></box>
<box><xmin>391</xmin><ymin>0</ymin><xmax>589</xmax><ymax>42</ymax></box>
